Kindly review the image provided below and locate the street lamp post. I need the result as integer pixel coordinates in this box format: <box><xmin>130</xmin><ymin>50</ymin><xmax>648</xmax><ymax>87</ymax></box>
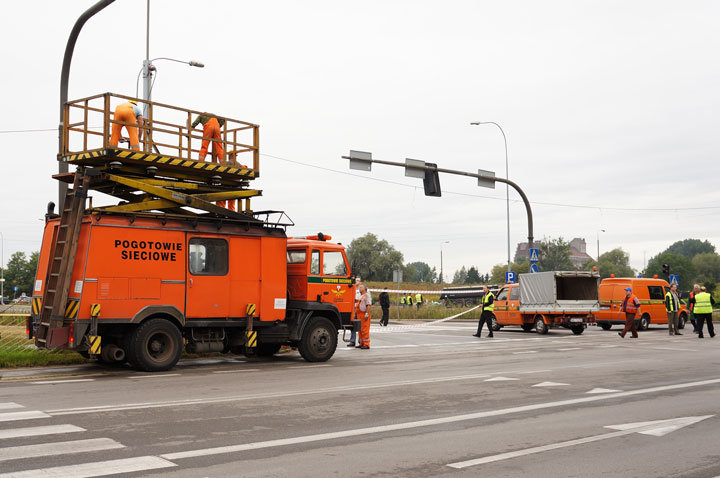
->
<box><xmin>597</xmin><ymin>229</ymin><xmax>605</xmax><ymax>263</ymax></box>
<box><xmin>0</xmin><ymin>231</ymin><xmax>4</xmax><ymax>304</ymax></box>
<box><xmin>470</xmin><ymin>121</ymin><xmax>510</xmax><ymax>273</ymax></box>
<box><xmin>440</xmin><ymin>241</ymin><xmax>450</xmax><ymax>284</ymax></box>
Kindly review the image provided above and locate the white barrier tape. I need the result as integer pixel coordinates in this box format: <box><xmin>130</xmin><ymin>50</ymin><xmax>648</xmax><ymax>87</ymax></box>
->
<box><xmin>370</xmin><ymin>305</ymin><xmax>481</xmax><ymax>334</ymax></box>
<box><xmin>368</xmin><ymin>289</ymin><xmax>487</xmax><ymax>295</ymax></box>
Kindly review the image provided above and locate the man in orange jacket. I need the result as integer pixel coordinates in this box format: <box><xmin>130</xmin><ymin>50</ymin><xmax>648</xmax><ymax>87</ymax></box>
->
<box><xmin>109</xmin><ymin>100</ymin><xmax>143</xmax><ymax>151</ymax></box>
<box><xmin>192</xmin><ymin>114</ymin><xmax>234</xmax><ymax>210</ymax></box>
<box><xmin>618</xmin><ymin>287</ymin><xmax>641</xmax><ymax>338</ymax></box>
<box><xmin>357</xmin><ymin>284</ymin><xmax>372</xmax><ymax>349</ymax></box>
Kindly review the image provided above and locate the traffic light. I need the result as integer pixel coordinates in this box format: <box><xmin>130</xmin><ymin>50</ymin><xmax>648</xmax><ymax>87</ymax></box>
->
<box><xmin>662</xmin><ymin>263</ymin><xmax>670</xmax><ymax>275</ymax></box>
<box><xmin>423</xmin><ymin>163</ymin><xmax>441</xmax><ymax>197</ymax></box>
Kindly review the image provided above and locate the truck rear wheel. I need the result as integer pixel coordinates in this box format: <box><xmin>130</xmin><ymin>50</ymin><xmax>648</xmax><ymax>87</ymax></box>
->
<box><xmin>491</xmin><ymin>315</ymin><xmax>501</xmax><ymax>331</ymax></box>
<box><xmin>127</xmin><ymin>318</ymin><xmax>182</xmax><ymax>372</ymax></box>
<box><xmin>535</xmin><ymin>317</ymin><xmax>549</xmax><ymax>335</ymax></box>
<box><xmin>599</xmin><ymin>322</ymin><xmax>612</xmax><ymax>330</ymax></box>
<box><xmin>298</xmin><ymin>317</ymin><xmax>337</xmax><ymax>362</ymax></box>
<box><xmin>678</xmin><ymin>313</ymin><xmax>687</xmax><ymax>329</ymax></box>
<box><xmin>571</xmin><ymin>325</ymin><xmax>584</xmax><ymax>335</ymax></box>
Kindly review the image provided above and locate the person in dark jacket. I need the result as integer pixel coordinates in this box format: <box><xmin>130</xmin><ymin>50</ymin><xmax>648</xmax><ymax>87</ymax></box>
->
<box><xmin>473</xmin><ymin>285</ymin><xmax>494</xmax><ymax>338</ymax></box>
<box><xmin>379</xmin><ymin>288</ymin><xmax>390</xmax><ymax>326</ymax></box>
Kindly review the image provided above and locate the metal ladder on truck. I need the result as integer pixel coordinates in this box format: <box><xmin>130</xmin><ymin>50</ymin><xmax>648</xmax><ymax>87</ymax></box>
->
<box><xmin>35</xmin><ymin>168</ymin><xmax>89</xmax><ymax>349</ymax></box>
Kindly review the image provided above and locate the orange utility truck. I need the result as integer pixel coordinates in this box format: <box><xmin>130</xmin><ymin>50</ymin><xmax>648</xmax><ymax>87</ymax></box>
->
<box><xmin>492</xmin><ymin>271</ymin><xmax>599</xmax><ymax>335</ymax></box>
<box><xmin>28</xmin><ymin>93</ymin><xmax>357</xmax><ymax>371</ymax></box>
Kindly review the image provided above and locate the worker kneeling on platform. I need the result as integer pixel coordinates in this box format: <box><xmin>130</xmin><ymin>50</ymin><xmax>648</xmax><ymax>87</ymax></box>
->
<box><xmin>110</xmin><ymin>100</ymin><xmax>144</xmax><ymax>151</ymax></box>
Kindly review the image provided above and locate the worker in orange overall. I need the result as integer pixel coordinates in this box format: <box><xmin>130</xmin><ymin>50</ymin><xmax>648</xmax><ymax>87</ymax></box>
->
<box><xmin>192</xmin><ymin>114</ymin><xmax>234</xmax><ymax>210</ymax></box>
<box><xmin>109</xmin><ymin>100</ymin><xmax>143</xmax><ymax>151</ymax></box>
<box><xmin>356</xmin><ymin>284</ymin><xmax>372</xmax><ymax>349</ymax></box>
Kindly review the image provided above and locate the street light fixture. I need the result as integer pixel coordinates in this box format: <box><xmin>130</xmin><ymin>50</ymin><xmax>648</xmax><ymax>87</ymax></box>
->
<box><xmin>440</xmin><ymin>241</ymin><xmax>450</xmax><ymax>284</ymax></box>
<box><xmin>470</xmin><ymin>121</ymin><xmax>510</xmax><ymax>274</ymax></box>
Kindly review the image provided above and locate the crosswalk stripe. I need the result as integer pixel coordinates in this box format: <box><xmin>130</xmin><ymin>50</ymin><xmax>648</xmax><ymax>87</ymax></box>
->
<box><xmin>30</xmin><ymin>379</ymin><xmax>95</xmax><ymax>385</ymax></box>
<box><xmin>0</xmin><ymin>403</ymin><xmax>23</xmax><ymax>411</ymax></box>
<box><xmin>0</xmin><ymin>456</ymin><xmax>176</xmax><ymax>478</ymax></box>
<box><xmin>0</xmin><ymin>425</ymin><xmax>85</xmax><ymax>440</ymax></box>
<box><xmin>0</xmin><ymin>438</ymin><xmax>124</xmax><ymax>462</ymax></box>
<box><xmin>0</xmin><ymin>412</ymin><xmax>49</xmax><ymax>423</ymax></box>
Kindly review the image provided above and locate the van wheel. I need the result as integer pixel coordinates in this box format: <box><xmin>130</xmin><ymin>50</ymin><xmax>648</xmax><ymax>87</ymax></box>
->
<box><xmin>535</xmin><ymin>317</ymin><xmax>548</xmax><ymax>335</ymax></box>
<box><xmin>638</xmin><ymin>314</ymin><xmax>650</xmax><ymax>331</ymax></box>
<box><xmin>299</xmin><ymin>317</ymin><xmax>337</xmax><ymax>362</ymax></box>
<box><xmin>256</xmin><ymin>343</ymin><xmax>282</xmax><ymax>357</ymax></box>
<box><xmin>599</xmin><ymin>322</ymin><xmax>612</xmax><ymax>331</ymax></box>
<box><xmin>521</xmin><ymin>324</ymin><xmax>534</xmax><ymax>332</ymax></box>
<box><xmin>678</xmin><ymin>314</ymin><xmax>687</xmax><ymax>329</ymax></box>
<box><xmin>127</xmin><ymin>319</ymin><xmax>182</xmax><ymax>372</ymax></box>
<box><xmin>491</xmin><ymin>315</ymin><xmax>501</xmax><ymax>331</ymax></box>
<box><xmin>571</xmin><ymin>325</ymin><xmax>584</xmax><ymax>335</ymax></box>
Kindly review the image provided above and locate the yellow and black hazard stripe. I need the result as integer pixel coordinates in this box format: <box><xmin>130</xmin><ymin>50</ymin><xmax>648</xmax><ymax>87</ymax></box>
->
<box><xmin>88</xmin><ymin>335</ymin><xmax>101</xmax><ymax>355</ymax></box>
<box><xmin>65</xmin><ymin>299</ymin><xmax>80</xmax><ymax>319</ymax></box>
<box><xmin>59</xmin><ymin>150</ymin><xmax>105</xmax><ymax>162</ymax></box>
<box><xmin>90</xmin><ymin>303</ymin><xmax>101</xmax><ymax>318</ymax></box>
<box><xmin>246</xmin><ymin>331</ymin><xmax>257</xmax><ymax>348</ymax></box>
<box><xmin>113</xmin><ymin>150</ymin><xmax>254</xmax><ymax>177</ymax></box>
<box><xmin>32</xmin><ymin>297</ymin><xmax>42</xmax><ymax>315</ymax></box>
<box><xmin>246</xmin><ymin>303</ymin><xmax>256</xmax><ymax>317</ymax></box>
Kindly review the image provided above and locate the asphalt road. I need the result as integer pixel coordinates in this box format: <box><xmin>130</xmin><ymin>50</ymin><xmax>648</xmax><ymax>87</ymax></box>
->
<box><xmin>1</xmin><ymin>321</ymin><xmax>719</xmax><ymax>478</ymax></box>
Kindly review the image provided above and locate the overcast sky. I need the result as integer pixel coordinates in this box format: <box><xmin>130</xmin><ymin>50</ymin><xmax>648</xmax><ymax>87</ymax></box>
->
<box><xmin>1</xmin><ymin>0</ymin><xmax>718</xmax><ymax>279</ymax></box>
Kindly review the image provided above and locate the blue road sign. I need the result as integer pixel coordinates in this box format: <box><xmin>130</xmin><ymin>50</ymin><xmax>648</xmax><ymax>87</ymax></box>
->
<box><xmin>505</xmin><ymin>271</ymin><xmax>516</xmax><ymax>284</ymax></box>
<box><xmin>529</xmin><ymin>263</ymin><xmax>539</xmax><ymax>273</ymax></box>
<box><xmin>669</xmin><ymin>274</ymin><xmax>679</xmax><ymax>286</ymax></box>
<box><xmin>13</xmin><ymin>286</ymin><xmax>18</xmax><ymax>292</ymax></box>
<box><xmin>529</xmin><ymin>248</ymin><xmax>539</xmax><ymax>263</ymax></box>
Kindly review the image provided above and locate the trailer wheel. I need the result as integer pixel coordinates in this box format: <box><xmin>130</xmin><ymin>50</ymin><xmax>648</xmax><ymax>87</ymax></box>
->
<box><xmin>678</xmin><ymin>313</ymin><xmax>687</xmax><ymax>329</ymax></box>
<box><xmin>491</xmin><ymin>315</ymin><xmax>501</xmax><ymax>331</ymax></box>
<box><xmin>571</xmin><ymin>325</ymin><xmax>585</xmax><ymax>335</ymax></box>
<box><xmin>599</xmin><ymin>322</ymin><xmax>612</xmax><ymax>331</ymax></box>
<box><xmin>127</xmin><ymin>319</ymin><xmax>182</xmax><ymax>372</ymax></box>
<box><xmin>256</xmin><ymin>343</ymin><xmax>282</xmax><ymax>357</ymax></box>
<box><xmin>535</xmin><ymin>317</ymin><xmax>549</xmax><ymax>335</ymax></box>
<box><xmin>638</xmin><ymin>314</ymin><xmax>650</xmax><ymax>331</ymax></box>
<box><xmin>298</xmin><ymin>316</ymin><xmax>337</xmax><ymax>362</ymax></box>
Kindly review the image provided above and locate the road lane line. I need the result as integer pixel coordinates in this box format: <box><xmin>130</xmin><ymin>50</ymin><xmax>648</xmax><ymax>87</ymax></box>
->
<box><xmin>212</xmin><ymin>369</ymin><xmax>261</xmax><ymax>374</ymax></box>
<box><xmin>0</xmin><ymin>438</ymin><xmax>124</xmax><ymax>462</ymax></box>
<box><xmin>160</xmin><ymin>377</ymin><xmax>720</xmax><ymax>461</ymax></box>
<box><xmin>512</xmin><ymin>351</ymin><xmax>537</xmax><ymax>354</ymax></box>
<box><xmin>0</xmin><ymin>425</ymin><xmax>85</xmax><ymax>440</ymax></box>
<box><xmin>129</xmin><ymin>374</ymin><xmax>181</xmax><ymax>379</ymax></box>
<box><xmin>0</xmin><ymin>403</ymin><xmax>23</xmax><ymax>411</ymax></box>
<box><xmin>557</xmin><ymin>348</ymin><xmax>581</xmax><ymax>351</ymax></box>
<box><xmin>0</xmin><ymin>411</ymin><xmax>49</xmax><ymax>423</ymax></box>
<box><xmin>0</xmin><ymin>456</ymin><xmax>176</xmax><ymax>478</ymax></box>
<box><xmin>47</xmin><ymin>373</ymin><xmax>494</xmax><ymax>416</ymax></box>
<box><xmin>29</xmin><ymin>379</ymin><xmax>95</xmax><ymax>385</ymax></box>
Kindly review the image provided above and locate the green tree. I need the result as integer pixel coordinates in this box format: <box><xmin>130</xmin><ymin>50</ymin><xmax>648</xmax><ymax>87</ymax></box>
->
<box><xmin>466</xmin><ymin>266</ymin><xmax>481</xmax><ymax>284</ymax></box>
<box><xmin>404</xmin><ymin>261</ymin><xmax>437</xmax><ymax>283</ymax></box>
<box><xmin>583</xmin><ymin>248</ymin><xmax>634</xmax><ymax>278</ymax></box>
<box><xmin>645</xmin><ymin>252</ymin><xmax>696</xmax><ymax>289</ymax></box>
<box><xmin>4</xmin><ymin>251</ymin><xmax>39</xmax><ymax>297</ymax></box>
<box><xmin>346</xmin><ymin>233</ymin><xmax>404</xmax><ymax>281</ymax></box>
<box><xmin>691</xmin><ymin>253</ymin><xmax>720</xmax><ymax>282</ymax></box>
<box><xmin>663</xmin><ymin>239</ymin><xmax>715</xmax><ymax>259</ymax></box>
<box><xmin>452</xmin><ymin>266</ymin><xmax>468</xmax><ymax>284</ymax></box>
<box><xmin>538</xmin><ymin>237</ymin><xmax>573</xmax><ymax>271</ymax></box>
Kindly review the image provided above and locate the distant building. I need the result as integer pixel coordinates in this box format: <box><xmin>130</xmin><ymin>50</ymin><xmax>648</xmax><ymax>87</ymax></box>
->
<box><xmin>514</xmin><ymin>237</ymin><xmax>592</xmax><ymax>270</ymax></box>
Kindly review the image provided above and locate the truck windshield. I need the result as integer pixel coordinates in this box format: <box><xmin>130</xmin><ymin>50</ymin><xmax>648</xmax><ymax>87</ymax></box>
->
<box><xmin>323</xmin><ymin>251</ymin><xmax>347</xmax><ymax>276</ymax></box>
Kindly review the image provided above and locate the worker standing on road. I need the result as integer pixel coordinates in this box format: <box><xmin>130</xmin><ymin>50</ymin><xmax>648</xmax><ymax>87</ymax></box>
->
<box><xmin>689</xmin><ymin>284</ymin><xmax>700</xmax><ymax>333</ymax></box>
<box><xmin>357</xmin><ymin>284</ymin><xmax>372</xmax><ymax>349</ymax></box>
<box><xmin>618</xmin><ymin>287</ymin><xmax>641</xmax><ymax>338</ymax></box>
<box><xmin>690</xmin><ymin>286</ymin><xmax>715</xmax><ymax>339</ymax></box>
<box><xmin>473</xmin><ymin>285</ymin><xmax>494</xmax><ymax>338</ymax></box>
<box><xmin>665</xmin><ymin>284</ymin><xmax>682</xmax><ymax>336</ymax></box>
<box><xmin>348</xmin><ymin>277</ymin><xmax>362</xmax><ymax>347</ymax></box>
<box><xmin>415</xmin><ymin>292</ymin><xmax>423</xmax><ymax>310</ymax></box>
<box><xmin>109</xmin><ymin>100</ymin><xmax>144</xmax><ymax>151</ymax></box>
<box><xmin>379</xmin><ymin>287</ymin><xmax>390</xmax><ymax>326</ymax></box>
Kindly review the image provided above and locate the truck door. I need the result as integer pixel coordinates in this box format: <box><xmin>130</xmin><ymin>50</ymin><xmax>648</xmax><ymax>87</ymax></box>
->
<box><xmin>508</xmin><ymin>285</ymin><xmax>522</xmax><ymax>324</ymax></box>
<box><xmin>319</xmin><ymin>249</ymin><xmax>352</xmax><ymax>309</ymax></box>
<box><xmin>494</xmin><ymin>287</ymin><xmax>509</xmax><ymax>325</ymax></box>
<box><xmin>186</xmin><ymin>236</ymin><xmax>230</xmax><ymax>318</ymax></box>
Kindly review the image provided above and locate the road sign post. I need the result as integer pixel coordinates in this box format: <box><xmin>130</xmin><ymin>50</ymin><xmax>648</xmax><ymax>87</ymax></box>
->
<box><xmin>529</xmin><ymin>247</ymin><xmax>539</xmax><ymax>273</ymax></box>
<box><xmin>505</xmin><ymin>271</ymin><xmax>516</xmax><ymax>284</ymax></box>
<box><xmin>669</xmin><ymin>274</ymin><xmax>679</xmax><ymax>286</ymax></box>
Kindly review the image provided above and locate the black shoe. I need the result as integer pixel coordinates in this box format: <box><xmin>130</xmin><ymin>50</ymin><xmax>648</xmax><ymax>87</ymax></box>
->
<box><xmin>347</xmin><ymin>343</ymin><xmax>356</xmax><ymax>347</ymax></box>
<box><xmin>698</xmin><ymin>335</ymin><xmax>704</xmax><ymax>339</ymax></box>
<box><xmin>618</xmin><ymin>332</ymin><xmax>624</xmax><ymax>338</ymax></box>
<box><xmin>473</xmin><ymin>334</ymin><xmax>481</xmax><ymax>337</ymax></box>
<box><xmin>675</xmin><ymin>332</ymin><xmax>683</xmax><ymax>335</ymax></box>
<box><xmin>488</xmin><ymin>334</ymin><xmax>494</xmax><ymax>338</ymax></box>
<box><xmin>711</xmin><ymin>334</ymin><xmax>716</xmax><ymax>338</ymax></box>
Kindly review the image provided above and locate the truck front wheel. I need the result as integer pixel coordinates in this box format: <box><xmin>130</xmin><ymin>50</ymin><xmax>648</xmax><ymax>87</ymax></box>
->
<box><xmin>535</xmin><ymin>317</ymin><xmax>549</xmax><ymax>335</ymax></box>
<box><xmin>127</xmin><ymin>318</ymin><xmax>182</xmax><ymax>372</ymax></box>
<box><xmin>298</xmin><ymin>317</ymin><xmax>337</xmax><ymax>362</ymax></box>
<box><xmin>571</xmin><ymin>325</ymin><xmax>585</xmax><ymax>335</ymax></box>
<box><xmin>491</xmin><ymin>315</ymin><xmax>501</xmax><ymax>331</ymax></box>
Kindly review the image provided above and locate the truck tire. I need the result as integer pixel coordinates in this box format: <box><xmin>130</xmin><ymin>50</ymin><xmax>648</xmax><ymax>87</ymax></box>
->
<box><xmin>571</xmin><ymin>325</ymin><xmax>584</xmax><ymax>335</ymax></box>
<box><xmin>535</xmin><ymin>317</ymin><xmax>549</xmax><ymax>335</ymax></box>
<box><xmin>256</xmin><ymin>343</ymin><xmax>282</xmax><ymax>357</ymax></box>
<box><xmin>298</xmin><ymin>316</ymin><xmax>337</xmax><ymax>362</ymax></box>
<box><xmin>599</xmin><ymin>322</ymin><xmax>612</xmax><ymax>331</ymax></box>
<box><xmin>521</xmin><ymin>324</ymin><xmax>534</xmax><ymax>332</ymax></box>
<box><xmin>491</xmin><ymin>315</ymin><xmax>501</xmax><ymax>331</ymax></box>
<box><xmin>127</xmin><ymin>318</ymin><xmax>182</xmax><ymax>372</ymax></box>
<box><xmin>638</xmin><ymin>314</ymin><xmax>650</xmax><ymax>331</ymax></box>
<box><xmin>678</xmin><ymin>313</ymin><xmax>687</xmax><ymax>329</ymax></box>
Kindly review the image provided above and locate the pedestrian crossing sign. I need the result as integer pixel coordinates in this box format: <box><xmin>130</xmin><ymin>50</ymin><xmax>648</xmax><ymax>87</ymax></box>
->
<box><xmin>669</xmin><ymin>274</ymin><xmax>679</xmax><ymax>286</ymax></box>
<box><xmin>529</xmin><ymin>248</ymin><xmax>539</xmax><ymax>262</ymax></box>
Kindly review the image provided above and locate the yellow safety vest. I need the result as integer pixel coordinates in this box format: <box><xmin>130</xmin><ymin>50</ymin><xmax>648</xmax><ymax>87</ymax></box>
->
<box><xmin>483</xmin><ymin>292</ymin><xmax>494</xmax><ymax>312</ymax></box>
<box><xmin>415</xmin><ymin>293</ymin><xmax>422</xmax><ymax>303</ymax></box>
<box><xmin>407</xmin><ymin>295</ymin><xmax>413</xmax><ymax>304</ymax></box>
<box><xmin>665</xmin><ymin>291</ymin><xmax>677</xmax><ymax>312</ymax></box>
<box><xmin>400</xmin><ymin>296</ymin><xmax>406</xmax><ymax>304</ymax></box>
<box><xmin>694</xmin><ymin>292</ymin><xmax>712</xmax><ymax>314</ymax></box>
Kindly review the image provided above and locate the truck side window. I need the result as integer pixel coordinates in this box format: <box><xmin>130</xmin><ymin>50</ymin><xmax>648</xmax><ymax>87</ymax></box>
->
<box><xmin>647</xmin><ymin>286</ymin><xmax>664</xmax><ymax>300</ymax></box>
<box><xmin>509</xmin><ymin>287</ymin><xmax>519</xmax><ymax>300</ymax></box>
<box><xmin>287</xmin><ymin>250</ymin><xmax>306</xmax><ymax>264</ymax></box>
<box><xmin>496</xmin><ymin>288</ymin><xmax>509</xmax><ymax>301</ymax></box>
<box><xmin>310</xmin><ymin>250</ymin><xmax>320</xmax><ymax>275</ymax></box>
<box><xmin>323</xmin><ymin>251</ymin><xmax>347</xmax><ymax>276</ymax></box>
<box><xmin>189</xmin><ymin>238</ymin><xmax>228</xmax><ymax>275</ymax></box>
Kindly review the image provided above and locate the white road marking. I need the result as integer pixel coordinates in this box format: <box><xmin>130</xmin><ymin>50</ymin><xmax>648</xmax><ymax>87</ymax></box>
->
<box><xmin>532</xmin><ymin>382</ymin><xmax>569</xmax><ymax>387</ymax></box>
<box><xmin>447</xmin><ymin>415</ymin><xmax>714</xmax><ymax>468</ymax></box>
<box><xmin>287</xmin><ymin>364</ymin><xmax>333</xmax><ymax>369</ymax></box>
<box><xmin>557</xmin><ymin>348</ymin><xmax>581</xmax><ymax>351</ymax></box>
<box><xmin>212</xmin><ymin>369</ymin><xmax>261</xmax><ymax>374</ymax></box>
<box><xmin>161</xmin><ymin>381</ymin><xmax>720</xmax><ymax>461</ymax></box>
<box><xmin>47</xmin><ymin>372</ymin><xmax>494</xmax><ymax>416</ymax></box>
<box><xmin>129</xmin><ymin>374</ymin><xmax>180</xmax><ymax>379</ymax></box>
<box><xmin>648</xmin><ymin>347</ymin><xmax>695</xmax><ymax>352</ymax></box>
<box><xmin>483</xmin><ymin>377</ymin><xmax>518</xmax><ymax>382</ymax></box>
<box><xmin>0</xmin><ymin>403</ymin><xmax>23</xmax><ymax>411</ymax></box>
<box><xmin>0</xmin><ymin>424</ymin><xmax>85</xmax><ymax>440</ymax></box>
<box><xmin>0</xmin><ymin>438</ymin><xmax>124</xmax><ymax>462</ymax></box>
<box><xmin>512</xmin><ymin>351</ymin><xmax>537</xmax><ymax>354</ymax></box>
<box><xmin>587</xmin><ymin>388</ymin><xmax>622</xmax><ymax>394</ymax></box>
<box><xmin>0</xmin><ymin>411</ymin><xmax>49</xmax><ymax>423</ymax></box>
<box><xmin>0</xmin><ymin>456</ymin><xmax>176</xmax><ymax>478</ymax></box>
<box><xmin>29</xmin><ymin>379</ymin><xmax>95</xmax><ymax>385</ymax></box>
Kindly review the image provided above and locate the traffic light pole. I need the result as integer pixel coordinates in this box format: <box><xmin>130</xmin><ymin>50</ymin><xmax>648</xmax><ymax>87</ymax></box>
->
<box><xmin>343</xmin><ymin>154</ymin><xmax>534</xmax><ymax>253</ymax></box>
